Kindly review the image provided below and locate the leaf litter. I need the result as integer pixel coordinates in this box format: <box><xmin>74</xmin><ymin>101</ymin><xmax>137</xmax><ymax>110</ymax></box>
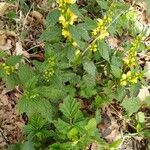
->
<box><xmin>0</xmin><ymin>0</ymin><xmax>150</xmax><ymax>149</ymax></box>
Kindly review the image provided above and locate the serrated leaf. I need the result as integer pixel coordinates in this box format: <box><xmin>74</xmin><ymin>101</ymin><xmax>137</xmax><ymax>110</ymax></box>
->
<box><xmin>121</xmin><ymin>98</ymin><xmax>141</xmax><ymax>115</ymax></box>
<box><xmin>96</xmin><ymin>0</ymin><xmax>108</xmax><ymax>10</ymax></box>
<box><xmin>111</xmin><ymin>65</ymin><xmax>121</xmax><ymax>78</ymax></box>
<box><xmin>83</xmin><ymin>61</ymin><xmax>97</xmax><ymax>77</ymax></box>
<box><xmin>68</xmin><ymin>25</ymin><xmax>81</xmax><ymax>42</ymax></box>
<box><xmin>68</xmin><ymin>4</ymin><xmax>83</xmax><ymax>18</ymax></box>
<box><xmin>40</xmin><ymin>26</ymin><xmax>61</xmax><ymax>42</ymax></box>
<box><xmin>5</xmin><ymin>73</ymin><xmax>20</xmax><ymax>90</ymax></box>
<box><xmin>97</xmin><ymin>41</ymin><xmax>110</xmax><ymax>62</ymax></box>
<box><xmin>85</xmin><ymin>118</ymin><xmax>97</xmax><ymax>135</ymax></box>
<box><xmin>60</xmin><ymin>96</ymin><xmax>80</xmax><ymax>119</ymax></box>
<box><xmin>77</xmin><ymin>25</ymin><xmax>90</xmax><ymax>41</ymax></box>
<box><xmin>18</xmin><ymin>64</ymin><xmax>35</xmax><ymax>86</ymax></box>
<box><xmin>18</xmin><ymin>95</ymin><xmax>52</xmax><ymax>122</ymax></box>
<box><xmin>55</xmin><ymin>119</ymin><xmax>71</xmax><ymax>134</ymax></box>
<box><xmin>6</xmin><ymin>55</ymin><xmax>22</xmax><ymax>66</ymax></box>
<box><xmin>46</xmin><ymin>9</ymin><xmax>60</xmax><ymax>27</ymax></box>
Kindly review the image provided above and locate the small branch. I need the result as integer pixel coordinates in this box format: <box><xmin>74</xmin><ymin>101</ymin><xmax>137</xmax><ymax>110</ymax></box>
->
<box><xmin>0</xmin><ymin>128</ymin><xmax>10</xmax><ymax>145</ymax></box>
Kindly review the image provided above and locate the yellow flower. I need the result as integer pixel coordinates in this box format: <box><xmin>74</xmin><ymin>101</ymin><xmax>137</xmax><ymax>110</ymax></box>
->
<box><xmin>89</xmin><ymin>44</ymin><xmax>97</xmax><ymax>52</ymax></box>
<box><xmin>59</xmin><ymin>15</ymin><xmax>66</xmax><ymax>26</ymax></box>
<box><xmin>64</xmin><ymin>0</ymin><xmax>76</xmax><ymax>4</ymax></box>
<box><xmin>62</xmin><ymin>29</ymin><xmax>71</xmax><ymax>38</ymax></box>
<box><xmin>121</xmin><ymin>74</ymin><xmax>127</xmax><ymax>80</ymax></box>
<box><xmin>120</xmin><ymin>80</ymin><xmax>127</xmax><ymax>86</ymax></box>
<box><xmin>72</xmin><ymin>41</ymin><xmax>77</xmax><ymax>47</ymax></box>
<box><xmin>66</xmin><ymin>8</ymin><xmax>78</xmax><ymax>25</ymax></box>
<box><xmin>126</xmin><ymin>71</ymin><xmax>131</xmax><ymax>77</ymax></box>
<box><xmin>75</xmin><ymin>49</ymin><xmax>81</xmax><ymax>55</ymax></box>
<box><xmin>130</xmin><ymin>77</ymin><xmax>138</xmax><ymax>84</ymax></box>
<box><xmin>98</xmin><ymin>30</ymin><xmax>109</xmax><ymax>40</ymax></box>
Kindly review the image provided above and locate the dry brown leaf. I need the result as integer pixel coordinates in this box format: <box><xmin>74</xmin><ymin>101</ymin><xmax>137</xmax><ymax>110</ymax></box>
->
<box><xmin>138</xmin><ymin>86</ymin><xmax>150</xmax><ymax>101</ymax></box>
<box><xmin>107</xmin><ymin>37</ymin><xmax>120</xmax><ymax>49</ymax></box>
<box><xmin>0</xmin><ymin>33</ymin><xmax>7</xmax><ymax>45</ymax></box>
<box><xmin>0</xmin><ymin>2</ymin><xmax>8</xmax><ymax>16</ymax></box>
<box><xmin>15</xmin><ymin>41</ymin><xmax>29</xmax><ymax>58</ymax></box>
<box><xmin>0</xmin><ymin>39</ymin><xmax>12</xmax><ymax>51</ymax></box>
<box><xmin>30</xmin><ymin>11</ymin><xmax>45</xmax><ymax>24</ymax></box>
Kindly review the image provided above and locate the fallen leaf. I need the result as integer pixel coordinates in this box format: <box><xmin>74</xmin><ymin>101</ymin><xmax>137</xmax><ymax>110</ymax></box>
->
<box><xmin>30</xmin><ymin>11</ymin><xmax>45</xmax><ymax>24</ymax></box>
<box><xmin>138</xmin><ymin>86</ymin><xmax>150</xmax><ymax>101</ymax></box>
<box><xmin>15</xmin><ymin>41</ymin><xmax>29</xmax><ymax>58</ymax></box>
<box><xmin>0</xmin><ymin>33</ymin><xmax>7</xmax><ymax>45</ymax></box>
<box><xmin>0</xmin><ymin>39</ymin><xmax>12</xmax><ymax>51</ymax></box>
<box><xmin>0</xmin><ymin>2</ymin><xmax>9</xmax><ymax>16</ymax></box>
<box><xmin>107</xmin><ymin>37</ymin><xmax>120</xmax><ymax>49</ymax></box>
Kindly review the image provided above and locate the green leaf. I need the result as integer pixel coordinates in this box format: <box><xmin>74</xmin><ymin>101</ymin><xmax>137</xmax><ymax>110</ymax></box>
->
<box><xmin>46</xmin><ymin>9</ymin><xmax>60</xmax><ymax>27</ymax></box>
<box><xmin>60</xmin><ymin>96</ymin><xmax>80</xmax><ymax>119</ymax></box>
<box><xmin>18</xmin><ymin>95</ymin><xmax>53</xmax><ymax>122</ymax></box>
<box><xmin>85</xmin><ymin>118</ymin><xmax>97</xmax><ymax>135</ymax></box>
<box><xmin>68</xmin><ymin>4</ymin><xmax>83</xmax><ymax>18</ymax></box>
<box><xmin>145</xmin><ymin>96</ymin><xmax>150</xmax><ymax>106</ymax></box>
<box><xmin>67</xmin><ymin>127</ymin><xmax>78</xmax><ymax>140</ymax></box>
<box><xmin>6</xmin><ymin>55</ymin><xmax>22</xmax><ymax>66</ymax></box>
<box><xmin>21</xmin><ymin>141</ymin><xmax>35</xmax><ymax>150</ymax></box>
<box><xmin>40</xmin><ymin>26</ymin><xmax>61</xmax><ymax>42</ymax></box>
<box><xmin>83</xmin><ymin>61</ymin><xmax>97</xmax><ymax>77</ymax></box>
<box><xmin>136</xmin><ymin>112</ymin><xmax>145</xmax><ymax>123</ymax></box>
<box><xmin>121</xmin><ymin>98</ymin><xmax>141</xmax><ymax>116</ymax></box>
<box><xmin>18</xmin><ymin>64</ymin><xmax>35</xmax><ymax>86</ymax></box>
<box><xmin>94</xmin><ymin>95</ymin><xmax>105</xmax><ymax>108</ymax></box>
<box><xmin>95</xmin><ymin>109</ymin><xmax>101</xmax><ymax>124</ymax></box>
<box><xmin>111</xmin><ymin>65</ymin><xmax>121</xmax><ymax>78</ymax></box>
<box><xmin>96</xmin><ymin>0</ymin><xmax>108</xmax><ymax>10</ymax></box>
<box><xmin>55</xmin><ymin>119</ymin><xmax>71</xmax><ymax>134</ymax></box>
<box><xmin>81</xmin><ymin>18</ymin><xmax>97</xmax><ymax>30</ymax></box>
<box><xmin>68</xmin><ymin>25</ymin><xmax>81</xmax><ymax>43</ymax></box>
<box><xmin>77</xmin><ymin>25</ymin><xmax>90</xmax><ymax>41</ymax></box>
<box><xmin>5</xmin><ymin>73</ymin><xmax>20</xmax><ymax>90</ymax></box>
<box><xmin>0</xmin><ymin>51</ymin><xmax>7</xmax><ymax>58</ymax></box>
<box><xmin>97</xmin><ymin>41</ymin><xmax>110</xmax><ymax>62</ymax></box>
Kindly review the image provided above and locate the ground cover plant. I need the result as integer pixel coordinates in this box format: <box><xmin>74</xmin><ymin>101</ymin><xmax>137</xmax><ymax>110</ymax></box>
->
<box><xmin>0</xmin><ymin>0</ymin><xmax>150</xmax><ymax>149</ymax></box>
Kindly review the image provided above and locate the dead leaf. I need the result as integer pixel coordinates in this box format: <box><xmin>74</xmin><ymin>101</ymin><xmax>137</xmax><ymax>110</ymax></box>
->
<box><xmin>15</xmin><ymin>41</ymin><xmax>29</xmax><ymax>58</ymax></box>
<box><xmin>107</xmin><ymin>37</ymin><xmax>120</xmax><ymax>49</ymax></box>
<box><xmin>30</xmin><ymin>11</ymin><xmax>45</xmax><ymax>24</ymax></box>
<box><xmin>0</xmin><ymin>2</ymin><xmax>9</xmax><ymax>16</ymax></box>
<box><xmin>138</xmin><ymin>86</ymin><xmax>150</xmax><ymax>101</ymax></box>
<box><xmin>0</xmin><ymin>33</ymin><xmax>7</xmax><ymax>45</ymax></box>
<box><xmin>0</xmin><ymin>39</ymin><xmax>12</xmax><ymax>51</ymax></box>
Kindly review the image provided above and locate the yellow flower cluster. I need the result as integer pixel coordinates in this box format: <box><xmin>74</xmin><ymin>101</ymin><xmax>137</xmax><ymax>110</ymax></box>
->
<box><xmin>43</xmin><ymin>58</ymin><xmax>55</xmax><ymax>82</ymax></box>
<box><xmin>124</xmin><ymin>36</ymin><xmax>142</xmax><ymax>67</ymax></box>
<box><xmin>89</xmin><ymin>43</ymin><xmax>97</xmax><ymax>52</ymax></box>
<box><xmin>92</xmin><ymin>17</ymin><xmax>111</xmax><ymax>37</ymax></box>
<box><xmin>59</xmin><ymin>8</ymin><xmax>77</xmax><ymax>28</ymax></box>
<box><xmin>90</xmin><ymin>3</ymin><xmax>116</xmax><ymax>52</ymax></box>
<box><xmin>120</xmin><ymin>35</ymin><xmax>143</xmax><ymax>86</ymax></box>
<box><xmin>0</xmin><ymin>63</ymin><xmax>15</xmax><ymax>75</ymax></box>
<box><xmin>57</xmin><ymin>0</ymin><xmax>76</xmax><ymax>6</ymax></box>
<box><xmin>120</xmin><ymin>71</ymin><xmax>142</xmax><ymax>86</ymax></box>
<box><xmin>57</xmin><ymin>0</ymin><xmax>77</xmax><ymax>40</ymax></box>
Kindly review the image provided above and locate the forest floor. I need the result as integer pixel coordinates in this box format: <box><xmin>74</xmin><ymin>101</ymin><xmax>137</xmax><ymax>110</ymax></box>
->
<box><xmin>0</xmin><ymin>0</ymin><xmax>150</xmax><ymax>149</ymax></box>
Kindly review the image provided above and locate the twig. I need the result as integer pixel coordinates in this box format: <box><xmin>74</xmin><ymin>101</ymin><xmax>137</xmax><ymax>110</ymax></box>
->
<box><xmin>0</xmin><ymin>128</ymin><xmax>10</xmax><ymax>145</ymax></box>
